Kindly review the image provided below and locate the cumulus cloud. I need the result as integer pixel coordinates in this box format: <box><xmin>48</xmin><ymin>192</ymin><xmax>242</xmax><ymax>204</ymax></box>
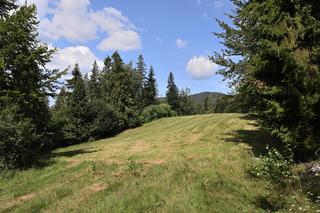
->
<box><xmin>39</xmin><ymin>0</ymin><xmax>97</xmax><ymax>41</ymax></box>
<box><xmin>18</xmin><ymin>0</ymin><xmax>141</xmax><ymax>51</ymax></box>
<box><xmin>91</xmin><ymin>7</ymin><xmax>141</xmax><ymax>51</ymax></box>
<box><xmin>186</xmin><ymin>56</ymin><xmax>218</xmax><ymax>79</ymax></box>
<box><xmin>47</xmin><ymin>45</ymin><xmax>103</xmax><ymax>78</ymax></box>
<box><xmin>176</xmin><ymin>38</ymin><xmax>188</xmax><ymax>48</ymax></box>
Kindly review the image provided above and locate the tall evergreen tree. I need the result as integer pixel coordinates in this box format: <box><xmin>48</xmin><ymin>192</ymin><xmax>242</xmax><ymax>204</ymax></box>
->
<box><xmin>109</xmin><ymin>52</ymin><xmax>138</xmax><ymax>126</ymax></box>
<box><xmin>66</xmin><ymin>65</ymin><xmax>88</xmax><ymax>142</ymax></box>
<box><xmin>0</xmin><ymin>2</ymin><xmax>63</xmax><ymax>168</ymax></box>
<box><xmin>135</xmin><ymin>54</ymin><xmax>147</xmax><ymax>107</ymax></box>
<box><xmin>143</xmin><ymin>66</ymin><xmax>157</xmax><ymax>106</ymax></box>
<box><xmin>166</xmin><ymin>72</ymin><xmax>180</xmax><ymax>112</ymax></box>
<box><xmin>88</xmin><ymin>61</ymin><xmax>100</xmax><ymax>100</ymax></box>
<box><xmin>66</xmin><ymin>63</ymin><xmax>81</xmax><ymax>89</ymax></box>
<box><xmin>211</xmin><ymin>0</ymin><xmax>320</xmax><ymax>159</ymax></box>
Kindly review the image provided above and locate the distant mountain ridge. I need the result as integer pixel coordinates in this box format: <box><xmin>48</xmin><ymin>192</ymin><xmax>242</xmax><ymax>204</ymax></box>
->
<box><xmin>158</xmin><ymin>91</ymin><xmax>226</xmax><ymax>103</ymax></box>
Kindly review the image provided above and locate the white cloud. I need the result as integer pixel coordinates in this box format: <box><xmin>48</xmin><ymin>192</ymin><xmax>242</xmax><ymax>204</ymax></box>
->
<box><xmin>18</xmin><ymin>1</ymin><xmax>141</xmax><ymax>51</ymax></box>
<box><xmin>47</xmin><ymin>45</ymin><xmax>103</xmax><ymax>78</ymax></box>
<box><xmin>186</xmin><ymin>56</ymin><xmax>218</xmax><ymax>79</ymax></box>
<box><xmin>176</xmin><ymin>38</ymin><xmax>188</xmax><ymax>48</ymax></box>
<box><xmin>91</xmin><ymin>7</ymin><xmax>141</xmax><ymax>51</ymax></box>
<box><xmin>98</xmin><ymin>31</ymin><xmax>141</xmax><ymax>51</ymax></box>
<box><xmin>39</xmin><ymin>0</ymin><xmax>97</xmax><ymax>41</ymax></box>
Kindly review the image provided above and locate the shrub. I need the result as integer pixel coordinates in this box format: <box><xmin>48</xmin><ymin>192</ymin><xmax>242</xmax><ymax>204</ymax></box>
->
<box><xmin>140</xmin><ymin>104</ymin><xmax>177</xmax><ymax>123</ymax></box>
<box><xmin>250</xmin><ymin>146</ymin><xmax>296</xmax><ymax>185</ymax></box>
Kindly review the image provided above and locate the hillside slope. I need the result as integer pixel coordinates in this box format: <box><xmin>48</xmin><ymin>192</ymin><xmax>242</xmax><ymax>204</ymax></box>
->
<box><xmin>0</xmin><ymin>114</ymin><xmax>313</xmax><ymax>212</ymax></box>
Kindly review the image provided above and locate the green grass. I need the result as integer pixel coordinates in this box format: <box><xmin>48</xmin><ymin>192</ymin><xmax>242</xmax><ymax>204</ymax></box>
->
<box><xmin>0</xmin><ymin>114</ymin><xmax>317</xmax><ymax>212</ymax></box>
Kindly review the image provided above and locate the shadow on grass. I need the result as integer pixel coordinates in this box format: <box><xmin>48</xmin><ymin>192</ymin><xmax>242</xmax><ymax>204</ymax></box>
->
<box><xmin>34</xmin><ymin>148</ymin><xmax>98</xmax><ymax>169</ymax></box>
<box><xmin>50</xmin><ymin>148</ymin><xmax>98</xmax><ymax>158</ymax></box>
<box><xmin>224</xmin><ymin>115</ymin><xmax>277</xmax><ymax>157</ymax></box>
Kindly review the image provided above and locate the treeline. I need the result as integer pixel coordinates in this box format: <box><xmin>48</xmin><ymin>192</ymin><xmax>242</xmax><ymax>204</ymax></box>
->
<box><xmin>52</xmin><ymin>53</ymin><xmax>168</xmax><ymax>146</ymax></box>
<box><xmin>0</xmin><ymin>1</ymin><xmax>203</xmax><ymax>169</ymax></box>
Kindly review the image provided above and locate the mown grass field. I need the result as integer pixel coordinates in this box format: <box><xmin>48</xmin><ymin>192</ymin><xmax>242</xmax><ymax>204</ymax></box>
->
<box><xmin>0</xmin><ymin>114</ymin><xmax>317</xmax><ymax>212</ymax></box>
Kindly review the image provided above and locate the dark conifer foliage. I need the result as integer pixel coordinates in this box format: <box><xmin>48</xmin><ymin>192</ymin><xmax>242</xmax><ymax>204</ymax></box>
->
<box><xmin>0</xmin><ymin>2</ymin><xmax>64</xmax><ymax>168</ymax></box>
<box><xmin>143</xmin><ymin>66</ymin><xmax>157</xmax><ymax>106</ymax></box>
<box><xmin>211</xmin><ymin>0</ymin><xmax>320</xmax><ymax>159</ymax></box>
<box><xmin>166</xmin><ymin>72</ymin><xmax>180</xmax><ymax>113</ymax></box>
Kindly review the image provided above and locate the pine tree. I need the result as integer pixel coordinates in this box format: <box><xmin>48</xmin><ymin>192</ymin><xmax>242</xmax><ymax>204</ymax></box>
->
<box><xmin>109</xmin><ymin>52</ymin><xmax>138</xmax><ymax>126</ymax></box>
<box><xmin>143</xmin><ymin>66</ymin><xmax>157</xmax><ymax>106</ymax></box>
<box><xmin>166</xmin><ymin>72</ymin><xmax>180</xmax><ymax>113</ymax></box>
<box><xmin>66</xmin><ymin>63</ymin><xmax>81</xmax><ymax>89</ymax></box>
<box><xmin>211</xmin><ymin>0</ymin><xmax>320</xmax><ymax>159</ymax></box>
<box><xmin>0</xmin><ymin>2</ymin><xmax>63</xmax><ymax>168</ymax></box>
<box><xmin>54</xmin><ymin>86</ymin><xmax>68</xmax><ymax>111</ymax></box>
<box><xmin>88</xmin><ymin>61</ymin><xmax>100</xmax><ymax>100</ymax></box>
<box><xmin>135</xmin><ymin>54</ymin><xmax>147</xmax><ymax>107</ymax></box>
<box><xmin>66</xmin><ymin>65</ymin><xmax>88</xmax><ymax>143</ymax></box>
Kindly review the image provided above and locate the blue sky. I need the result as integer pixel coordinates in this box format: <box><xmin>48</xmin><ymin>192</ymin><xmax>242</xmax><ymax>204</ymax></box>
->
<box><xmin>22</xmin><ymin>0</ymin><xmax>234</xmax><ymax>96</ymax></box>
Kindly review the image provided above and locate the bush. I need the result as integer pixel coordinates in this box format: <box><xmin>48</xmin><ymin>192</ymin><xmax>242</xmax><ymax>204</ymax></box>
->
<box><xmin>86</xmin><ymin>100</ymin><xmax>124</xmax><ymax>140</ymax></box>
<box><xmin>250</xmin><ymin>146</ymin><xmax>296</xmax><ymax>185</ymax></box>
<box><xmin>0</xmin><ymin>103</ymin><xmax>40</xmax><ymax>169</ymax></box>
<box><xmin>140</xmin><ymin>104</ymin><xmax>177</xmax><ymax>123</ymax></box>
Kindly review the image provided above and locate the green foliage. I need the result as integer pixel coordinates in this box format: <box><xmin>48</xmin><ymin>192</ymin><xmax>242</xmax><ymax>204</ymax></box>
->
<box><xmin>214</xmin><ymin>95</ymin><xmax>250</xmax><ymax>113</ymax></box>
<box><xmin>211</xmin><ymin>0</ymin><xmax>320</xmax><ymax>159</ymax></box>
<box><xmin>0</xmin><ymin>2</ymin><xmax>64</xmax><ymax>168</ymax></box>
<box><xmin>204</xmin><ymin>97</ymin><xmax>215</xmax><ymax>113</ymax></box>
<box><xmin>166</xmin><ymin>72</ymin><xmax>180</xmax><ymax>112</ymax></box>
<box><xmin>178</xmin><ymin>88</ymin><xmax>196</xmax><ymax>116</ymax></box>
<box><xmin>140</xmin><ymin>104</ymin><xmax>177</xmax><ymax>123</ymax></box>
<box><xmin>250</xmin><ymin>146</ymin><xmax>296</xmax><ymax>185</ymax></box>
<box><xmin>0</xmin><ymin>100</ymin><xmax>40</xmax><ymax>169</ymax></box>
<box><xmin>143</xmin><ymin>66</ymin><xmax>157</xmax><ymax>106</ymax></box>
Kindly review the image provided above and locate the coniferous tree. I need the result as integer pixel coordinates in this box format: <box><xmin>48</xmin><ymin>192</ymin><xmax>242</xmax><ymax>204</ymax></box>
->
<box><xmin>88</xmin><ymin>61</ymin><xmax>100</xmax><ymax>100</ymax></box>
<box><xmin>135</xmin><ymin>54</ymin><xmax>147</xmax><ymax>107</ymax></box>
<box><xmin>0</xmin><ymin>2</ymin><xmax>63</xmax><ymax>168</ymax></box>
<box><xmin>143</xmin><ymin>66</ymin><xmax>157</xmax><ymax>106</ymax></box>
<box><xmin>109</xmin><ymin>52</ymin><xmax>138</xmax><ymax>127</ymax></box>
<box><xmin>66</xmin><ymin>65</ymin><xmax>88</xmax><ymax>143</ymax></box>
<box><xmin>211</xmin><ymin>0</ymin><xmax>320</xmax><ymax>159</ymax></box>
<box><xmin>66</xmin><ymin>63</ymin><xmax>81</xmax><ymax>89</ymax></box>
<box><xmin>166</xmin><ymin>72</ymin><xmax>180</xmax><ymax>113</ymax></box>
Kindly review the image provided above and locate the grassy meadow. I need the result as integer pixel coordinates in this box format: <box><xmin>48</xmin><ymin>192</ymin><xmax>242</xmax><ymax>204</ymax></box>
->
<box><xmin>0</xmin><ymin>114</ymin><xmax>317</xmax><ymax>212</ymax></box>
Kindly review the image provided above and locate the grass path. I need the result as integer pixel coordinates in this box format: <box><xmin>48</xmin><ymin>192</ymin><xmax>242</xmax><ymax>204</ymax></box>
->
<box><xmin>0</xmin><ymin>114</ymin><xmax>315</xmax><ymax>212</ymax></box>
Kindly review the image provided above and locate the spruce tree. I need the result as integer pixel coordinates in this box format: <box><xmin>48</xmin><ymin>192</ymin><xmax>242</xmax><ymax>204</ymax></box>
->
<box><xmin>88</xmin><ymin>61</ymin><xmax>100</xmax><ymax>100</ymax></box>
<box><xmin>0</xmin><ymin>2</ymin><xmax>63</xmax><ymax>168</ymax></box>
<box><xmin>166</xmin><ymin>72</ymin><xmax>180</xmax><ymax>113</ymax></box>
<box><xmin>109</xmin><ymin>52</ymin><xmax>138</xmax><ymax>127</ymax></box>
<box><xmin>143</xmin><ymin>66</ymin><xmax>157</xmax><ymax>106</ymax></box>
<box><xmin>66</xmin><ymin>63</ymin><xmax>81</xmax><ymax>89</ymax></box>
<box><xmin>135</xmin><ymin>54</ymin><xmax>147</xmax><ymax>107</ymax></box>
<box><xmin>66</xmin><ymin>65</ymin><xmax>88</xmax><ymax>143</ymax></box>
<box><xmin>211</xmin><ymin>0</ymin><xmax>320</xmax><ymax>159</ymax></box>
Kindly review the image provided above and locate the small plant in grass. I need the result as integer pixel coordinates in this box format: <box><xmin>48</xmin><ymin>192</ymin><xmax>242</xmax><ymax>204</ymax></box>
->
<box><xmin>127</xmin><ymin>156</ymin><xmax>139</xmax><ymax>176</ymax></box>
<box><xmin>250</xmin><ymin>145</ymin><xmax>298</xmax><ymax>211</ymax></box>
<box><xmin>250</xmin><ymin>145</ymin><xmax>297</xmax><ymax>185</ymax></box>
